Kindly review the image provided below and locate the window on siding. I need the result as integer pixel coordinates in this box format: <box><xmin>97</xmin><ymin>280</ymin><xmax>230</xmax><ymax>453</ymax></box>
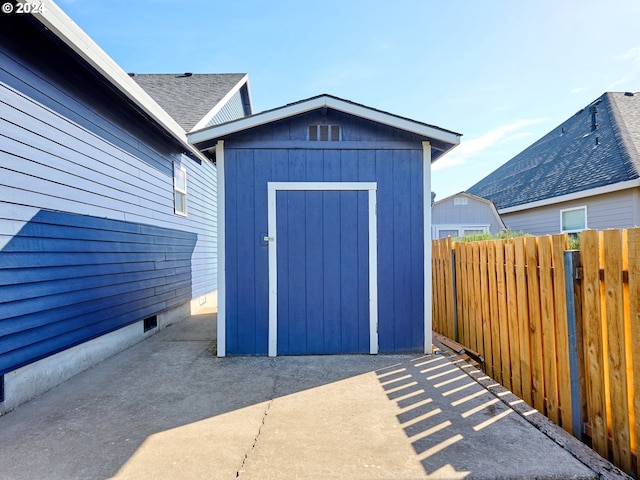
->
<box><xmin>438</xmin><ymin>230</ymin><xmax>458</xmax><ymax>239</ymax></box>
<box><xmin>174</xmin><ymin>163</ymin><xmax>187</xmax><ymax>216</ymax></box>
<box><xmin>560</xmin><ymin>206</ymin><xmax>587</xmax><ymax>233</ymax></box>
<box><xmin>309</xmin><ymin>125</ymin><xmax>340</xmax><ymax>141</ymax></box>
<box><xmin>462</xmin><ymin>229</ymin><xmax>485</xmax><ymax>236</ymax></box>
<box><xmin>432</xmin><ymin>225</ymin><xmax>490</xmax><ymax>240</ymax></box>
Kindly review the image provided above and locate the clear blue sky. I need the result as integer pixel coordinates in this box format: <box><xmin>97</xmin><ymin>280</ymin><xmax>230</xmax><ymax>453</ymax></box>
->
<box><xmin>57</xmin><ymin>0</ymin><xmax>640</xmax><ymax>200</ymax></box>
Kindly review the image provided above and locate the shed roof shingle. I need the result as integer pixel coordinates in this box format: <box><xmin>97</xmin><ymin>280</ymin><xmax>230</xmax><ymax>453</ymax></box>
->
<box><xmin>468</xmin><ymin>92</ymin><xmax>640</xmax><ymax>210</ymax></box>
<box><xmin>130</xmin><ymin>73</ymin><xmax>247</xmax><ymax>132</ymax></box>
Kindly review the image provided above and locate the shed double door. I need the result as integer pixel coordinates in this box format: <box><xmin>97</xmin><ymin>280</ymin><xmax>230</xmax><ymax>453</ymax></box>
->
<box><xmin>268</xmin><ymin>183</ymin><xmax>377</xmax><ymax>355</ymax></box>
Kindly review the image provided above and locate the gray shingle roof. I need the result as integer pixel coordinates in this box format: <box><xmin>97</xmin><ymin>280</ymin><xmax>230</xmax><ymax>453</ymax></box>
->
<box><xmin>130</xmin><ymin>73</ymin><xmax>246</xmax><ymax>131</ymax></box>
<box><xmin>468</xmin><ymin>92</ymin><xmax>640</xmax><ymax>210</ymax></box>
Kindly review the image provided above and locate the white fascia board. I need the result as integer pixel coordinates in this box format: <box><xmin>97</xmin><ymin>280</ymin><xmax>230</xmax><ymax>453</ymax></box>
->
<box><xmin>189</xmin><ymin>97</ymin><xmax>331</xmax><ymax>145</ymax></box>
<box><xmin>490</xmin><ymin>203</ymin><xmax>506</xmax><ymax>228</ymax></box>
<box><xmin>432</xmin><ymin>191</ymin><xmax>492</xmax><ymax>207</ymax></box>
<box><xmin>188</xmin><ymin>95</ymin><xmax>461</xmax><ymax>147</ymax></box>
<box><xmin>33</xmin><ymin>1</ymin><xmax>207</xmax><ymax>163</ymax></box>
<box><xmin>499</xmin><ymin>179</ymin><xmax>640</xmax><ymax>214</ymax></box>
<box><xmin>323</xmin><ymin>96</ymin><xmax>461</xmax><ymax>146</ymax></box>
<box><xmin>191</xmin><ymin>74</ymin><xmax>251</xmax><ymax>132</ymax></box>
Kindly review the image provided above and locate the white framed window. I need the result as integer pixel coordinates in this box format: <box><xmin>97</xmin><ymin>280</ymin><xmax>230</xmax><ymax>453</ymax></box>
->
<box><xmin>560</xmin><ymin>206</ymin><xmax>586</xmax><ymax>233</ymax></box>
<box><xmin>462</xmin><ymin>229</ymin><xmax>485</xmax><ymax>236</ymax></box>
<box><xmin>438</xmin><ymin>229</ymin><xmax>458</xmax><ymax>239</ymax></box>
<box><xmin>431</xmin><ymin>224</ymin><xmax>491</xmax><ymax>240</ymax></box>
<box><xmin>174</xmin><ymin>163</ymin><xmax>187</xmax><ymax>216</ymax></box>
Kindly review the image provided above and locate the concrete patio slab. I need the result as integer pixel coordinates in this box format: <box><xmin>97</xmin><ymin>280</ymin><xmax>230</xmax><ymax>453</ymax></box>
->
<box><xmin>0</xmin><ymin>308</ymin><xmax>620</xmax><ymax>479</ymax></box>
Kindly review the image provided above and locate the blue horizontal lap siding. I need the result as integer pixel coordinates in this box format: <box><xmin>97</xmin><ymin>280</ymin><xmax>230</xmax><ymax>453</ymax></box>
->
<box><xmin>1</xmin><ymin>38</ymin><xmax>217</xmax><ymax>295</ymax></box>
<box><xmin>0</xmin><ymin>210</ymin><xmax>197</xmax><ymax>375</ymax></box>
<box><xmin>0</xmin><ymin>34</ymin><xmax>219</xmax><ymax>375</ymax></box>
<box><xmin>225</xmin><ymin>114</ymin><xmax>425</xmax><ymax>354</ymax></box>
<box><xmin>0</xmin><ymin>45</ymin><xmax>173</xmax><ymax>175</ymax></box>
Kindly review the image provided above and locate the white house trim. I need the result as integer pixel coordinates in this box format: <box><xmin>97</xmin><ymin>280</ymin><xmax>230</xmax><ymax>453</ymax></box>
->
<box><xmin>33</xmin><ymin>0</ymin><xmax>207</xmax><ymax>163</ymax></box>
<box><xmin>188</xmin><ymin>95</ymin><xmax>461</xmax><ymax>148</ymax></box>
<box><xmin>423</xmin><ymin>142</ymin><xmax>433</xmax><ymax>354</ymax></box>
<box><xmin>268</xmin><ymin>182</ymin><xmax>377</xmax><ymax>191</ymax></box>
<box><xmin>191</xmin><ymin>74</ymin><xmax>251</xmax><ymax>132</ymax></box>
<box><xmin>267</xmin><ymin>181</ymin><xmax>378</xmax><ymax>357</ymax></box>
<box><xmin>216</xmin><ymin>141</ymin><xmax>227</xmax><ymax>357</ymax></box>
<box><xmin>499</xmin><ymin>178</ymin><xmax>640</xmax><ymax>214</ymax></box>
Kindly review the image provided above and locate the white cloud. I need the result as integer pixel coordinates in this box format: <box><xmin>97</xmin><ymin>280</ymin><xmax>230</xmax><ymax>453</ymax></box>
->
<box><xmin>569</xmin><ymin>87</ymin><xmax>587</xmax><ymax>95</ymax></box>
<box><xmin>606</xmin><ymin>76</ymin><xmax>630</xmax><ymax>91</ymax></box>
<box><xmin>432</xmin><ymin>118</ymin><xmax>545</xmax><ymax>171</ymax></box>
<box><xmin>618</xmin><ymin>45</ymin><xmax>640</xmax><ymax>63</ymax></box>
<box><xmin>605</xmin><ymin>45</ymin><xmax>640</xmax><ymax>92</ymax></box>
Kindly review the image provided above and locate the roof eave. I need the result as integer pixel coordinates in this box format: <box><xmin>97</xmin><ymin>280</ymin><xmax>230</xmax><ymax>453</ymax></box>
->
<box><xmin>433</xmin><ymin>191</ymin><xmax>494</xmax><ymax>207</ymax></box>
<box><xmin>188</xmin><ymin>94</ymin><xmax>461</xmax><ymax>152</ymax></box>
<box><xmin>34</xmin><ymin>0</ymin><xmax>208</xmax><ymax>162</ymax></box>
<box><xmin>498</xmin><ymin>178</ymin><xmax>640</xmax><ymax>214</ymax></box>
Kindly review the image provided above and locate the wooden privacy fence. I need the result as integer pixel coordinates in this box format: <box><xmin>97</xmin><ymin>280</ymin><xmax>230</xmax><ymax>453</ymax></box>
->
<box><xmin>432</xmin><ymin>230</ymin><xmax>639</xmax><ymax>475</ymax></box>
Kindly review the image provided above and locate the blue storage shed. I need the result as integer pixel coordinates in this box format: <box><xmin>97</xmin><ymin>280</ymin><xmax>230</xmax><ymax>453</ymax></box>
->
<box><xmin>189</xmin><ymin>95</ymin><xmax>461</xmax><ymax>356</ymax></box>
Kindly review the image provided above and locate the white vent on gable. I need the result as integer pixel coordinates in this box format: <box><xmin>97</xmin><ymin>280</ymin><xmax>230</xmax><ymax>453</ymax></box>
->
<box><xmin>453</xmin><ymin>197</ymin><xmax>468</xmax><ymax>206</ymax></box>
<box><xmin>309</xmin><ymin>125</ymin><xmax>340</xmax><ymax>141</ymax></box>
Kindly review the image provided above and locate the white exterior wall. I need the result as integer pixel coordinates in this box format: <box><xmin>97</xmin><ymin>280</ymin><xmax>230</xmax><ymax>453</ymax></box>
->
<box><xmin>431</xmin><ymin>194</ymin><xmax>504</xmax><ymax>238</ymax></box>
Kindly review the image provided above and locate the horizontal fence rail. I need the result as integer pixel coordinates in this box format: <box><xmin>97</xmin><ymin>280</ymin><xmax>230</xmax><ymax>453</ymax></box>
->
<box><xmin>432</xmin><ymin>230</ymin><xmax>639</xmax><ymax>476</ymax></box>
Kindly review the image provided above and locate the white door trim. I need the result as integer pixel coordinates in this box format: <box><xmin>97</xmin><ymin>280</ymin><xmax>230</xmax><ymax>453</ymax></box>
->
<box><xmin>267</xmin><ymin>181</ymin><xmax>378</xmax><ymax>356</ymax></box>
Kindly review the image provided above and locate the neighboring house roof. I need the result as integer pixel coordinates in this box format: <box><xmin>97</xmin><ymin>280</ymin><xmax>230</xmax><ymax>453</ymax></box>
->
<box><xmin>188</xmin><ymin>94</ymin><xmax>462</xmax><ymax>160</ymax></box>
<box><xmin>433</xmin><ymin>191</ymin><xmax>502</xmax><ymax>211</ymax></box>
<box><xmin>31</xmin><ymin>1</ymin><xmax>208</xmax><ymax>162</ymax></box>
<box><xmin>130</xmin><ymin>73</ymin><xmax>252</xmax><ymax>132</ymax></box>
<box><xmin>432</xmin><ymin>192</ymin><xmax>505</xmax><ymax>228</ymax></box>
<box><xmin>468</xmin><ymin>92</ymin><xmax>640</xmax><ymax>211</ymax></box>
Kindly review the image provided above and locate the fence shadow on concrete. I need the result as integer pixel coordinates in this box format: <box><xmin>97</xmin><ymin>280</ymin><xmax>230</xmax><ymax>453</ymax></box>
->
<box><xmin>432</xmin><ymin>229</ymin><xmax>640</xmax><ymax>476</ymax></box>
<box><xmin>374</xmin><ymin>354</ymin><xmax>584</xmax><ymax>479</ymax></box>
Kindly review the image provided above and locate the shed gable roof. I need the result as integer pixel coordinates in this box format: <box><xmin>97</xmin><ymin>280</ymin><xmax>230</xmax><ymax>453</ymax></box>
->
<box><xmin>130</xmin><ymin>73</ymin><xmax>250</xmax><ymax>132</ymax></box>
<box><xmin>188</xmin><ymin>94</ymin><xmax>461</xmax><ymax>161</ymax></box>
<box><xmin>468</xmin><ymin>92</ymin><xmax>640</xmax><ymax>210</ymax></box>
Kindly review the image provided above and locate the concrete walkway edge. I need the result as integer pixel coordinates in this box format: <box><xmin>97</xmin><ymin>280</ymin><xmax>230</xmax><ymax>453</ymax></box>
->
<box><xmin>433</xmin><ymin>341</ymin><xmax>630</xmax><ymax>480</ymax></box>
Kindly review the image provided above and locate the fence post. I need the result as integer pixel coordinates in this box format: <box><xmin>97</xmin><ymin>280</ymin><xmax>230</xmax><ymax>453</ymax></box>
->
<box><xmin>563</xmin><ymin>250</ymin><xmax>583</xmax><ymax>438</ymax></box>
<box><xmin>451</xmin><ymin>247</ymin><xmax>459</xmax><ymax>342</ymax></box>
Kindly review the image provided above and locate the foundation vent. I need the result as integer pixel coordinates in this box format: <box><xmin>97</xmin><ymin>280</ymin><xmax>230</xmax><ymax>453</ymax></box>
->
<box><xmin>143</xmin><ymin>315</ymin><xmax>158</xmax><ymax>332</ymax></box>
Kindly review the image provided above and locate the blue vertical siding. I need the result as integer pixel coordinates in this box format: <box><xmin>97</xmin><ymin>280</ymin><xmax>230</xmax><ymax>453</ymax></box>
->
<box><xmin>224</xmin><ymin>113</ymin><xmax>426</xmax><ymax>354</ymax></box>
<box><xmin>275</xmin><ymin>190</ymin><xmax>370</xmax><ymax>354</ymax></box>
<box><xmin>304</xmin><ymin>191</ymin><xmax>325</xmax><ymax>353</ymax></box>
